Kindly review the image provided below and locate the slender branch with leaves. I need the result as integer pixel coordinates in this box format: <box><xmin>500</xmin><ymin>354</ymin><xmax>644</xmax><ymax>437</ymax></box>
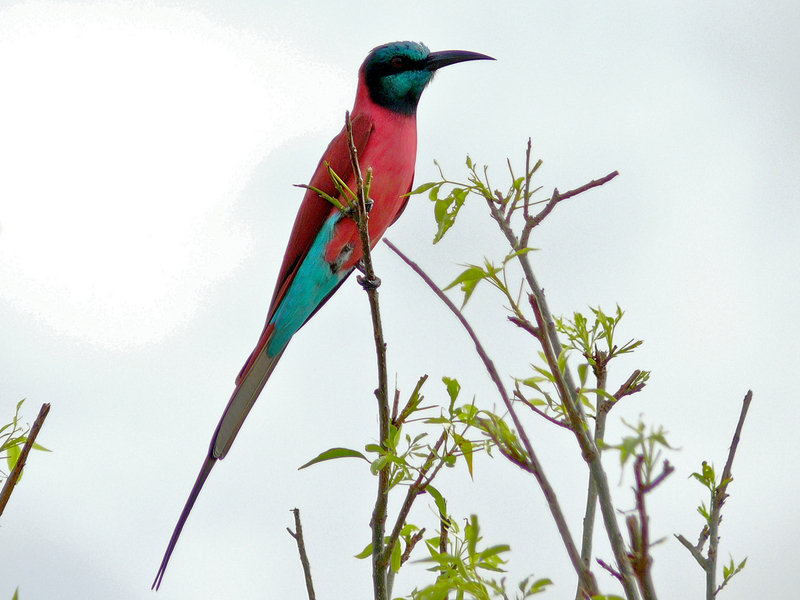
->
<box><xmin>676</xmin><ymin>391</ymin><xmax>752</xmax><ymax>599</ymax></box>
<box><xmin>291</xmin><ymin>134</ymin><xmax>752</xmax><ymax>600</ymax></box>
<box><xmin>0</xmin><ymin>400</ymin><xmax>50</xmax><ymax>518</ymax></box>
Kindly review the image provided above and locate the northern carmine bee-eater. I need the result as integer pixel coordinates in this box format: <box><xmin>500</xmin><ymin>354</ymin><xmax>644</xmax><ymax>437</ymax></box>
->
<box><xmin>153</xmin><ymin>41</ymin><xmax>493</xmax><ymax>589</ymax></box>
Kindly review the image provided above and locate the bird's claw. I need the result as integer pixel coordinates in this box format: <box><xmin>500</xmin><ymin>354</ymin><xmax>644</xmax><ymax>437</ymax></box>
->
<box><xmin>357</xmin><ymin>274</ymin><xmax>381</xmax><ymax>290</ymax></box>
<box><xmin>341</xmin><ymin>198</ymin><xmax>373</xmax><ymax>219</ymax></box>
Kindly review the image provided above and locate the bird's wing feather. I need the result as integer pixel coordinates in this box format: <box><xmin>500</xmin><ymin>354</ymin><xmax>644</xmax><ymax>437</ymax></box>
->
<box><xmin>267</xmin><ymin>114</ymin><xmax>374</xmax><ymax>324</ymax></box>
<box><xmin>218</xmin><ymin>116</ymin><xmax>374</xmax><ymax>456</ymax></box>
<box><xmin>389</xmin><ymin>173</ymin><xmax>415</xmax><ymax>225</ymax></box>
<box><xmin>153</xmin><ymin>116</ymin><xmax>374</xmax><ymax>588</ymax></box>
<box><xmin>234</xmin><ymin>114</ymin><xmax>374</xmax><ymax>387</ymax></box>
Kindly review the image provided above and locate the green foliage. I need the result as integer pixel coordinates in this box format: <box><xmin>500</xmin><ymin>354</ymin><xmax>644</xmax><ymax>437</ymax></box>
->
<box><xmin>407</xmin><ymin>515</ymin><xmax>551</xmax><ymax>600</ymax></box>
<box><xmin>332</xmin><ymin>143</ymin><xmax>749</xmax><ymax>600</ymax></box>
<box><xmin>690</xmin><ymin>461</ymin><xmax>732</xmax><ymax>526</ymax></box>
<box><xmin>298</xmin><ymin>447</ymin><xmax>369</xmax><ymax>470</ymax></box>
<box><xmin>408</xmin><ymin>155</ymin><xmax>542</xmax><ymax>246</ymax></box>
<box><xmin>444</xmin><ymin>250</ymin><xmax>534</xmax><ymax>310</ymax></box>
<box><xmin>556</xmin><ymin>305</ymin><xmax>643</xmax><ymax>368</ymax></box>
<box><xmin>720</xmin><ymin>555</ymin><xmax>747</xmax><ymax>591</ymax></box>
<box><xmin>688</xmin><ymin>461</ymin><xmax>748</xmax><ymax>592</ymax></box>
<box><xmin>1</xmin><ymin>399</ymin><xmax>50</xmax><ymax>483</ymax></box>
<box><xmin>308</xmin><ymin>376</ymin><xmax>497</xmax><ymax>574</ymax></box>
<box><xmin>604</xmin><ymin>418</ymin><xmax>674</xmax><ymax>478</ymax></box>
<box><xmin>297</xmin><ymin>158</ymin><xmax>373</xmax><ymax>217</ymax></box>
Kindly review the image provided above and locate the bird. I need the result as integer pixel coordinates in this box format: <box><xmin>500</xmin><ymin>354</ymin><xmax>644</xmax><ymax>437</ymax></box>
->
<box><xmin>152</xmin><ymin>41</ymin><xmax>493</xmax><ymax>589</ymax></box>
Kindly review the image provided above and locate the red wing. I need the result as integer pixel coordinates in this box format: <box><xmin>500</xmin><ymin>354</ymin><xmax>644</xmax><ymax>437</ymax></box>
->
<box><xmin>234</xmin><ymin>114</ymin><xmax>373</xmax><ymax>385</ymax></box>
<box><xmin>267</xmin><ymin>114</ymin><xmax>373</xmax><ymax>320</ymax></box>
<box><xmin>390</xmin><ymin>172</ymin><xmax>415</xmax><ymax>226</ymax></box>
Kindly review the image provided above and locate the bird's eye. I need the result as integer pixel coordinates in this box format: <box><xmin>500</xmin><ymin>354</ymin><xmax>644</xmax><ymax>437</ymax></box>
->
<box><xmin>391</xmin><ymin>56</ymin><xmax>404</xmax><ymax>68</ymax></box>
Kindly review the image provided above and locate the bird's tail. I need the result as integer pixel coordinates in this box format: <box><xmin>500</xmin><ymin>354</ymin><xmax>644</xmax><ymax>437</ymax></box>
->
<box><xmin>153</xmin><ymin>340</ymin><xmax>284</xmax><ymax>590</ymax></box>
<box><xmin>152</xmin><ymin>454</ymin><xmax>215</xmax><ymax>590</ymax></box>
<box><xmin>212</xmin><ymin>343</ymin><xmax>284</xmax><ymax>460</ymax></box>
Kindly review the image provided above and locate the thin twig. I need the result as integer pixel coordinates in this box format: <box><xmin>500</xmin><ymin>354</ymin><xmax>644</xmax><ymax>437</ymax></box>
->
<box><xmin>597</xmin><ymin>557</ymin><xmax>623</xmax><ymax>582</ymax></box>
<box><xmin>708</xmin><ymin>390</ymin><xmax>752</xmax><ymax>598</ymax></box>
<box><xmin>512</xmin><ymin>389</ymin><xmax>570</xmax><ymax>430</ymax></box>
<box><xmin>343</xmin><ymin>111</ymin><xmax>392</xmax><ymax>600</ymax></box>
<box><xmin>524</xmin><ymin>171</ymin><xmax>619</xmax><ymax>238</ymax></box>
<box><xmin>383</xmin><ymin>238</ymin><xmax>598</xmax><ymax>599</ymax></box>
<box><xmin>676</xmin><ymin>390</ymin><xmax>752</xmax><ymax>600</ymax></box>
<box><xmin>529</xmin><ymin>294</ymin><xmax>640</xmax><ymax>600</ymax></box>
<box><xmin>393</xmin><ymin>375</ymin><xmax>429</xmax><ymax>427</ymax></box>
<box><xmin>675</xmin><ymin>533</ymin><xmax>709</xmax><ymax>568</ymax></box>
<box><xmin>577</xmin><ymin>366</ymin><xmax>609</xmax><ymax>600</ymax></box>
<box><xmin>383</xmin><ymin>431</ymin><xmax>447</xmax><ymax>561</ymax></box>
<box><xmin>287</xmin><ymin>508</ymin><xmax>316</xmax><ymax>600</ymax></box>
<box><xmin>614</xmin><ymin>370</ymin><xmax>645</xmax><ymax>402</ymax></box>
<box><xmin>400</xmin><ymin>527</ymin><xmax>426</xmax><ymax>566</ymax></box>
<box><xmin>628</xmin><ymin>457</ymin><xmax>673</xmax><ymax>600</ymax></box>
<box><xmin>0</xmin><ymin>403</ymin><xmax>50</xmax><ymax>518</ymax></box>
<box><xmin>508</xmin><ymin>315</ymin><xmax>540</xmax><ymax>338</ymax></box>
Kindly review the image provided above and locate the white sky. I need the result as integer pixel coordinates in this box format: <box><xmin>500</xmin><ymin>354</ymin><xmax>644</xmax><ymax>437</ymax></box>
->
<box><xmin>1</xmin><ymin>1</ymin><xmax>798</xmax><ymax>599</ymax></box>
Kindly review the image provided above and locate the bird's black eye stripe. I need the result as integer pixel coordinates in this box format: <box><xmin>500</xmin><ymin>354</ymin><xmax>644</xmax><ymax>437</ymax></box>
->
<box><xmin>391</xmin><ymin>56</ymin><xmax>404</xmax><ymax>69</ymax></box>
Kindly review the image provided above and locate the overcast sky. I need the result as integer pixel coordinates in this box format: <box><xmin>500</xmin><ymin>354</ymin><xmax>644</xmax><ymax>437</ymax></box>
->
<box><xmin>1</xmin><ymin>1</ymin><xmax>798</xmax><ymax>599</ymax></box>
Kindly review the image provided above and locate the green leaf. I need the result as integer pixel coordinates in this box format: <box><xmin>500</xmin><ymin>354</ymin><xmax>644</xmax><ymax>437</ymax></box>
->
<box><xmin>298</xmin><ymin>447</ymin><xmax>368</xmax><ymax>470</ymax></box>
<box><xmin>7</xmin><ymin>442</ymin><xmax>21</xmax><ymax>471</ymax></box>
<box><xmin>454</xmin><ymin>433</ymin><xmax>474</xmax><ymax>479</ymax></box>
<box><xmin>354</xmin><ymin>542</ymin><xmax>373</xmax><ymax>559</ymax></box>
<box><xmin>432</xmin><ymin>187</ymin><xmax>469</xmax><ymax>243</ymax></box>
<box><xmin>370</xmin><ymin>455</ymin><xmax>389</xmax><ymax>474</ymax></box>
<box><xmin>408</xmin><ymin>181</ymin><xmax>439</xmax><ymax>196</ymax></box>
<box><xmin>427</xmin><ymin>484</ymin><xmax>448</xmax><ymax>517</ymax></box>
<box><xmin>391</xmin><ymin>538</ymin><xmax>403</xmax><ymax>573</ymax></box>
<box><xmin>442</xmin><ymin>377</ymin><xmax>461</xmax><ymax>411</ymax></box>
<box><xmin>455</xmin><ymin>403</ymin><xmax>479</xmax><ymax>424</ymax></box>
<box><xmin>577</xmin><ymin>363</ymin><xmax>588</xmax><ymax>387</ymax></box>
<box><xmin>389</xmin><ymin>424</ymin><xmax>402</xmax><ymax>451</ymax></box>
<box><xmin>443</xmin><ymin>265</ymin><xmax>488</xmax><ymax>307</ymax></box>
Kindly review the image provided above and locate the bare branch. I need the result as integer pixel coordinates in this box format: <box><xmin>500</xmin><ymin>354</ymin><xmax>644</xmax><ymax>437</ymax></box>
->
<box><xmin>597</xmin><ymin>557</ymin><xmax>623</xmax><ymax>583</ymax></box>
<box><xmin>520</xmin><ymin>169</ymin><xmax>618</xmax><ymax>247</ymax></box>
<box><xmin>613</xmin><ymin>370</ymin><xmax>645</xmax><ymax>402</ymax></box>
<box><xmin>628</xmin><ymin>456</ymin><xmax>673</xmax><ymax>600</ymax></box>
<box><xmin>706</xmin><ymin>391</ymin><xmax>753</xmax><ymax>598</ymax></box>
<box><xmin>676</xmin><ymin>391</ymin><xmax>752</xmax><ymax>600</ymax></box>
<box><xmin>529</xmin><ymin>294</ymin><xmax>640</xmax><ymax>600</ymax></box>
<box><xmin>287</xmin><ymin>508</ymin><xmax>316</xmax><ymax>600</ymax></box>
<box><xmin>0</xmin><ymin>403</ymin><xmax>50</xmax><ymax>518</ymax></box>
<box><xmin>675</xmin><ymin>534</ymin><xmax>709</xmax><ymax>569</ymax></box>
<box><xmin>512</xmin><ymin>389</ymin><xmax>571</xmax><ymax>430</ymax></box>
<box><xmin>508</xmin><ymin>315</ymin><xmax>541</xmax><ymax>338</ymax></box>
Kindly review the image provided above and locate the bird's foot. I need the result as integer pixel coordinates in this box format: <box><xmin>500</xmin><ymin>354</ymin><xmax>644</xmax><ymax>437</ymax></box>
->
<box><xmin>357</xmin><ymin>272</ymin><xmax>381</xmax><ymax>290</ymax></box>
<box><xmin>341</xmin><ymin>198</ymin><xmax>372</xmax><ymax>220</ymax></box>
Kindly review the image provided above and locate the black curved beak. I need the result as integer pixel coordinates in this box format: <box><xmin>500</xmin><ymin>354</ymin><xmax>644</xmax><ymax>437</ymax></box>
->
<box><xmin>425</xmin><ymin>49</ymin><xmax>495</xmax><ymax>71</ymax></box>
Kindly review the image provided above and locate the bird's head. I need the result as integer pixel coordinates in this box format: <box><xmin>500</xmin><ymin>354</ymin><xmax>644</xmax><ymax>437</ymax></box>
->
<box><xmin>361</xmin><ymin>41</ymin><xmax>493</xmax><ymax>116</ymax></box>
